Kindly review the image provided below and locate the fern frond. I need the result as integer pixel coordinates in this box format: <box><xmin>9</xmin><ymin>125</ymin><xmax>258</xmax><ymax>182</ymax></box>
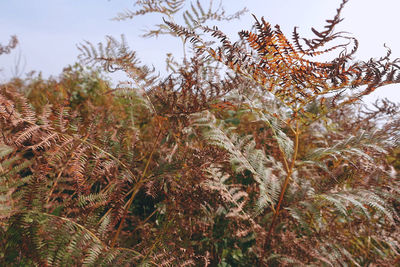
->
<box><xmin>191</xmin><ymin>110</ymin><xmax>282</xmax><ymax>213</ymax></box>
<box><xmin>114</xmin><ymin>0</ymin><xmax>246</xmax><ymax>38</ymax></box>
<box><xmin>0</xmin><ymin>145</ymin><xmax>34</xmax><ymax>220</ymax></box>
<box><xmin>315</xmin><ymin>189</ymin><xmax>394</xmax><ymax>222</ymax></box>
<box><xmin>113</xmin><ymin>0</ymin><xmax>186</xmax><ymax>21</ymax></box>
<box><xmin>0</xmin><ymin>35</ymin><xmax>18</xmax><ymax>55</ymax></box>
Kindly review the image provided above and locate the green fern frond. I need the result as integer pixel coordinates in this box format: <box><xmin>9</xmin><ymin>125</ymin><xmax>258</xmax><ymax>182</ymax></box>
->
<box><xmin>192</xmin><ymin>110</ymin><xmax>282</xmax><ymax>213</ymax></box>
<box><xmin>0</xmin><ymin>145</ymin><xmax>34</xmax><ymax>220</ymax></box>
<box><xmin>0</xmin><ymin>144</ymin><xmax>13</xmax><ymax>161</ymax></box>
<box><xmin>315</xmin><ymin>189</ymin><xmax>394</xmax><ymax>222</ymax></box>
<box><xmin>244</xmin><ymin>98</ymin><xmax>294</xmax><ymax>158</ymax></box>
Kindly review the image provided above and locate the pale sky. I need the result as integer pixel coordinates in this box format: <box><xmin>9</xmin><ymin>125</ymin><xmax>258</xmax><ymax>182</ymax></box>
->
<box><xmin>0</xmin><ymin>0</ymin><xmax>399</xmax><ymax>104</ymax></box>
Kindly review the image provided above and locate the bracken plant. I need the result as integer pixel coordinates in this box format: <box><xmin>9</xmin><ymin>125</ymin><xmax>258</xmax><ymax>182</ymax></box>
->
<box><xmin>1</xmin><ymin>0</ymin><xmax>399</xmax><ymax>266</ymax></box>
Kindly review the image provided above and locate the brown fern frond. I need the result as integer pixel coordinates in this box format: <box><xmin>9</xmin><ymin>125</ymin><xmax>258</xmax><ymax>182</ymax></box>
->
<box><xmin>113</xmin><ymin>0</ymin><xmax>186</xmax><ymax>21</ymax></box>
<box><xmin>149</xmin><ymin>51</ymin><xmax>241</xmax><ymax>116</ymax></box>
<box><xmin>168</xmin><ymin>0</ymin><xmax>399</xmax><ymax>111</ymax></box>
<box><xmin>0</xmin><ymin>35</ymin><xmax>18</xmax><ymax>55</ymax></box>
<box><xmin>300</xmin><ymin>0</ymin><xmax>348</xmax><ymax>53</ymax></box>
<box><xmin>163</xmin><ymin>19</ymin><xmax>199</xmax><ymax>43</ymax></box>
<box><xmin>113</xmin><ymin>0</ymin><xmax>246</xmax><ymax>38</ymax></box>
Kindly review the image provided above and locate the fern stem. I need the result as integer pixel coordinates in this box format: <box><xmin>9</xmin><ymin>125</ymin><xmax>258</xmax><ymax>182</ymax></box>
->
<box><xmin>45</xmin><ymin>168</ymin><xmax>64</xmax><ymax>204</ymax></box>
<box><xmin>265</xmin><ymin>118</ymin><xmax>299</xmax><ymax>247</ymax></box>
<box><xmin>110</xmin><ymin>128</ymin><xmax>162</xmax><ymax>248</ymax></box>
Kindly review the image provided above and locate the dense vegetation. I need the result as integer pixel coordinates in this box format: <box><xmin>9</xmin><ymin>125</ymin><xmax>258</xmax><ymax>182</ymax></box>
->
<box><xmin>1</xmin><ymin>0</ymin><xmax>399</xmax><ymax>265</ymax></box>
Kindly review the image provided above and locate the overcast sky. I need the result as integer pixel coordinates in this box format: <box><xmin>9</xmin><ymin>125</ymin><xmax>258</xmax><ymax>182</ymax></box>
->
<box><xmin>1</xmin><ymin>0</ymin><xmax>399</xmax><ymax>103</ymax></box>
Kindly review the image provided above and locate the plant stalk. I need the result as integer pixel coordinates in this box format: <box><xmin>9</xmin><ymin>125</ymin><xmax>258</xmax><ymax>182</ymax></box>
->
<box><xmin>110</xmin><ymin>129</ymin><xmax>162</xmax><ymax>248</ymax></box>
<box><xmin>265</xmin><ymin>119</ymin><xmax>299</xmax><ymax>247</ymax></box>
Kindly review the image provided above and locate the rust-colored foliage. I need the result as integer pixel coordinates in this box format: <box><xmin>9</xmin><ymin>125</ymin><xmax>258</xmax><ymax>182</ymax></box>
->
<box><xmin>1</xmin><ymin>0</ymin><xmax>399</xmax><ymax>266</ymax></box>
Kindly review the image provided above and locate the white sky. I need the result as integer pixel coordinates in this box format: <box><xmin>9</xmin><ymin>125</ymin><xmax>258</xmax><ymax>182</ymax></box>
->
<box><xmin>0</xmin><ymin>0</ymin><xmax>399</xmax><ymax>104</ymax></box>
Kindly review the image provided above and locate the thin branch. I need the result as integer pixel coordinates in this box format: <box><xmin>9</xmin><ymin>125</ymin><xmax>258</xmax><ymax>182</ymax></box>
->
<box><xmin>110</xmin><ymin>128</ymin><xmax>163</xmax><ymax>248</ymax></box>
<box><xmin>265</xmin><ymin>117</ymin><xmax>300</xmax><ymax>247</ymax></box>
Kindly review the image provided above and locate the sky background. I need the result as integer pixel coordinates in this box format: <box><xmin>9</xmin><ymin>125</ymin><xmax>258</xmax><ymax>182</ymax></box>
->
<box><xmin>1</xmin><ymin>0</ymin><xmax>399</xmax><ymax>104</ymax></box>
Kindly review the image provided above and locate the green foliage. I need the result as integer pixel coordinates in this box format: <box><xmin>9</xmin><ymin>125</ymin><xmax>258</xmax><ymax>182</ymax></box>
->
<box><xmin>1</xmin><ymin>0</ymin><xmax>400</xmax><ymax>266</ymax></box>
